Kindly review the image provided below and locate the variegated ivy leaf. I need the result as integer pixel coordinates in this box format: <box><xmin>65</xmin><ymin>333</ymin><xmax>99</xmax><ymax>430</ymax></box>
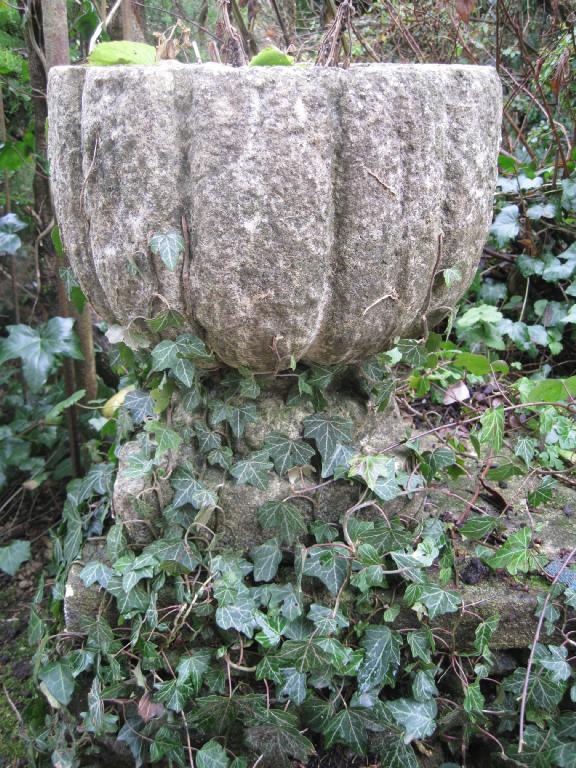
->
<box><xmin>207</xmin><ymin>446</ymin><xmax>233</xmax><ymax>471</ymax></box>
<box><xmin>149</xmin><ymin>229</ymin><xmax>184</xmax><ymax>271</ymax></box>
<box><xmin>308</xmin><ymin>604</ymin><xmax>349</xmax><ymax>636</ymax></box>
<box><xmin>230</xmin><ymin>451</ymin><xmax>273</xmax><ymax>490</ymax></box>
<box><xmin>357</xmin><ymin>625</ymin><xmax>402</xmax><ymax>693</ymax></box>
<box><xmin>209</xmin><ymin>400</ymin><xmax>258</xmax><ymax>438</ymax></box>
<box><xmin>154</xmin><ymin>678</ymin><xmax>195</xmax><ymax>712</ymax></box>
<box><xmin>257</xmin><ymin>500</ymin><xmax>307</xmax><ymax>545</ymax></box>
<box><xmin>251</xmin><ymin>539</ymin><xmax>282</xmax><ymax>582</ymax></box>
<box><xmin>172</xmin><ymin>357</ymin><xmax>196</xmax><ymax>388</ymax></box>
<box><xmin>263</xmin><ymin>432</ymin><xmax>316</xmax><ymax>475</ymax></box>
<box><xmin>442</xmin><ymin>267</ymin><xmax>462</xmax><ymax>287</ymax></box>
<box><xmin>143</xmin><ymin>538</ymin><xmax>200</xmax><ymax>573</ymax></box>
<box><xmin>195</xmin><ymin>423</ymin><xmax>222</xmax><ymax>453</ymax></box>
<box><xmin>143</xmin><ymin>421</ymin><xmax>182</xmax><ymax>457</ymax></box>
<box><xmin>303</xmin><ymin>412</ymin><xmax>353</xmax><ymax>462</ymax></box>
<box><xmin>216</xmin><ymin>596</ymin><xmax>259</xmax><ymax>637</ymax></box>
<box><xmin>385</xmin><ymin>698</ymin><xmax>437</xmax><ymax>744</ymax></box>
<box><xmin>274</xmin><ymin>639</ymin><xmax>334</xmax><ymax>673</ymax></box>
<box><xmin>322</xmin><ymin>709</ymin><xmax>369</xmax><ymax>754</ymax></box>
<box><xmin>177</xmin><ymin>649</ymin><xmax>212</xmax><ymax>692</ymax></box>
<box><xmin>279</xmin><ymin>668</ymin><xmax>307</xmax><ymax>706</ymax></box>
<box><xmin>171</xmin><ymin>464</ymin><xmax>218</xmax><ymax>510</ymax></box>
<box><xmin>146</xmin><ymin>308</ymin><xmax>184</xmax><ymax>333</ymax></box>
<box><xmin>478</xmin><ymin>405</ymin><xmax>504</xmax><ymax>452</ymax></box>
<box><xmin>0</xmin><ymin>539</ymin><xmax>31</xmax><ymax>576</ymax></box>
<box><xmin>302</xmin><ymin>544</ymin><xmax>349</xmax><ymax>595</ymax></box>
<box><xmin>404</xmin><ymin>583</ymin><xmax>461</xmax><ymax>619</ymax></box>
<box><xmin>79</xmin><ymin>561</ymin><xmax>114</xmax><ymax>589</ymax></box>
<box><xmin>124</xmin><ymin>389</ymin><xmax>155</xmax><ymax>424</ymax></box>
<box><xmin>348</xmin><ymin>454</ymin><xmax>396</xmax><ymax>491</ymax></box>
<box><xmin>39</xmin><ymin>660</ymin><xmax>75</xmax><ymax>706</ymax></box>
<box><xmin>196</xmin><ymin>739</ymin><xmax>230</xmax><ymax>768</ymax></box>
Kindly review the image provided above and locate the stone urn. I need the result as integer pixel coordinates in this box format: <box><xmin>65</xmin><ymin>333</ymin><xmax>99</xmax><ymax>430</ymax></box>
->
<box><xmin>48</xmin><ymin>62</ymin><xmax>502</xmax><ymax>371</ymax></box>
<box><xmin>49</xmin><ymin>62</ymin><xmax>505</xmax><ymax>638</ymax></box>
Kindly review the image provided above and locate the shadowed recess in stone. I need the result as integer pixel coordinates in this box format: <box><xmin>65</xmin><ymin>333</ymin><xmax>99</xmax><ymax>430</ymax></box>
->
<box><xmin>48</xmin><ymin>62</ymin><xmax>502</xmax><ymax>371</ymax></box>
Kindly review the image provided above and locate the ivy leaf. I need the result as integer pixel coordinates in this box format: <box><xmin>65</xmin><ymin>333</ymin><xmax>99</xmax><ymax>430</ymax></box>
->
<box><xmin>144</xmin><ymin>538</ymin><xmax>199</xmax><ymax>574</ymax></box>
<box><xmin>263</xmin><ymin>432</ymin><xmax>316</xmax><ymax>475</ymax></box>
<box><xmin>216</xmin><ymin>596</ymin><xmax>258</xmax><ymax>637</ymax></box>
<box><xmin>79</xmin><ymin>561</ymin><xmax>113</xmax><ymax>589</ymax></box>
<box><xmin>459</xmin><ymin>516</ymin><xmax>498</xmax><ymax>541</ymax></box>
<box><xmin>0</xmin><ymin>539</ymin><xmax>31</xmax><ymax>576</ymax></box>
<box><xmin>406</xmin><ymin>584</ymin><xmax>461</xmax><ymax>619</ymax></box>
<box><xmin>196</xmin><ymin>740</ymin><xmax>230</xmax><ymax>768</ymax></box>
<box><xmin>207</xmin><ymin>446</ymin><xmax>233</xmax><ymax>471</ymax></box>
<box><xmin>443</xmin><ymin>267</ymin><xmax>462</xmax><ymax>287</ymax></box>
<box><xmin>275</xmin><ymin>639</ymin><xmax>333</xmax><ymax>673</ymax></box>
<box><xmin>39</xmin><ymin>660</ymin><xmax>75</xmax><ymax>706</ymax></box>
<box><xmin>407</xmin><ymin>629</ymin><xmax>433</xmax><ymax>663</ymax></box>
<box><xmin>412</xmin><ymin>670</ymin><xmax>438</xmax><ymax>702</ymax></box>
<box><xmin>377</xmin><ymin>735</ymin><xmax>419</xmax><ymax>768</ymax></box>
<box><xmin>486</xmin><ymin>527</ymin><xmax>540</xmax><ymax>575</ymax></box>
<box><xmin>386</xmin><ymin>698</ymin><xmax>437</xmax><ymax>744</ymax></box>
<box><xmin>149</xmin><ymin>229</ymin><xmax>184</xmax><ymax>271</ymax></box>
<box><xmin>251</xmin><ymin>539</ymin><xmax>282</xmax><ymax>582</ymax></box>
<box><xmin>457</xmin><ymin>304</ymin><xmax>503</xmax><ymax>329</ymax></box>
<box><xmin>490</xmin><ymin>204</ymin><xmax>520</xmax><ymax>246</ymax></box>
<box><xmin>302</xmin><ymin>544</ymin><xmax>349</xmax><ymax>595</ymax></box>
<box><xmin>144</xmin><ymin>421</ymin><xmax>182</xmax><ymax>457</ymax></box>
<box><xmin>358</xmin><ymin>625</ymin><xmax>402</xmax><ymax>693</ymax></box>
<box><xmin>323</xmin><ymin>709</ymin><xmax>369</xmax><ymax>754</ymax></box>
<box><xmin>474</xmin><ymin>615</ymin><xmax>500</xmax><ymax>655</ymax></box>
<box><xmin>397</xmin><ymin>339</ymin><xmax>427</xmax><ymax>367</ymax></box>
<box><xmin>463</xmin><ymin>680</ymin><xmax>485</xmax><ymax>716</ymax></box>
<box><xmin>177</xmin><ymin>650</ymin><xmax>212</xmax><ymax>692</ymax></box>
<box><xmin>534</xmin><ymin>644</ymin><xmax>572</xmax><ymax>683</ymax></box>
<box><xmin>528</xmin><ymin>476</ymin><xmax>556</xmax><ymax>507</ymax></box>
<box><xmin>478</xmin><ymin>406</ymin><xmax>504</xmax><ymax>452</ymax></box>
<box><xmin>308</xmin><ymin>604</ymin><xmax>349</xmax><ymax>636</ymax></box>
<box><xmin>257</xmin><ymin>500</ymin><xmax>307</xmax><ymax>545</ymax></box>
<box><xmin>173</xmin><ymin>358</ymin><xmax>196</xmax><ymax>388</ymax></box>
<box><xmin>195</xmin><ymin>424</ymin><xmax>222</xmax><ymax>453</ymax></box>
<box><xmin>303</xmin><ymin>413</ymin><xmax>353</xmax><ymax>462</ymax></box>
<box><xmin>124</xmin><ymin>389</ymin><xmax>155</xmax><ymax>424</ymax></box>
<box><xmin>150</xmin><ymin>725</ymin><xmax>185</xmax><ymax>764</ymax></box>
<box><xmin>0</xmin><ymin>318</ymin><xmax>81</xmax><ymax>391</ymax></box>
<box><xmin>245</xmin><ymin>723</ymin><xmax>314</xmax><ymax>765</ymax></box>
<box><xmin>171</xmin><ymin>465</ymin><xmax>217</xmax><ymax>510</ymax></box>
<box><xmin>514</xmin><ymin>437</ymin><xmax>537</xmax><ymax>467</ymax></box>
<box><xmin>210</xmin><ymin>401</ymin><xmax>258</xmax><ymax>438</ymax></box>
<box><xmin>279</xmin><ymin>668</ymin><xmax>307</xmax><ymax>706</ymax></box>
<box><xmin>155</xmin><ymin>678</ymin><xmax>195</xmax><ymax>712</ymax></box>
<box><xmin>230</xmin><ymin>451</ymin><xmax>273</xmax><ymax>490</ymax></box>
<box><xmin>146</xmin><ymin>308</ymin><xmax>184</xmax><ymax>333</ymax></box>
<box><xmin>349</xmin><ymin>454</ymin><xmax>396</xmax><ymax>491</ymax></box>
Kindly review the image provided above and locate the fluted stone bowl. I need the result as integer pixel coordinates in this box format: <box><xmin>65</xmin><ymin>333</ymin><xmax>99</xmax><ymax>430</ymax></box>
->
<box><xmin>48</xmin><ymin>62</ymin><xmax>502</xmax><ymax>371</ymax></box>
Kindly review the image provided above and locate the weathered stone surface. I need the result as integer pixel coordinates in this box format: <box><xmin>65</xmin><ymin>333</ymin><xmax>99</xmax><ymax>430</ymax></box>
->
<box><xmin>64</xmin><ymin>540</ymin><xmax>110</xmax><ymax>632</ymax></box>
<box><xmin>48</xmin><ymin>62</ymin><xmax>501</xmax><ymax>371</ymax></box>
<box><xmin>112</xmin><ymin>441</ymin><xmax>173</xmax><ymax>546</ymax></box>
<box><xmin>113</xmin><ymin>387</ymin><xmax>418</xmax><ymax>548</ymax></box>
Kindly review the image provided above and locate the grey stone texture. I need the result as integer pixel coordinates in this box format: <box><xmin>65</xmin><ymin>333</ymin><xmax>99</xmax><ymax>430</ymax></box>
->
<box><xmin>48</xmin><ymin>62</ymin><xmax>502</xmax><ymax>371</ymax></box>
<box><xmin>114</xmin><ymin>387</ymin><xmax>417</xmax><ymax>550</ymax></box>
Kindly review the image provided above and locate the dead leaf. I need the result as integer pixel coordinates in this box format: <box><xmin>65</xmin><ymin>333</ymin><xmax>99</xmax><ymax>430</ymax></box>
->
<box><xmin>551</xmin><ymin>49</ymin><xmax>569</xmax><ymax>97</ymax></box>
<box><xmin>455</xmin><ymin>0</ymin><xmax>476</xmax><ymax>23</ymax></box>
<box><xmin>138</xmin><ymin>692</ymin><xmax>165</xmax><ymax>722</ymax></box>
<box><xmin>443</xmin><ymin>380</ymin><xmax>470</xmax><ymax>405</ymax></box>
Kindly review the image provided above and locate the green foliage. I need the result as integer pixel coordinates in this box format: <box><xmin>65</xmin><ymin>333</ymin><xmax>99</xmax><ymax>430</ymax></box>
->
<box><xmin>249</xmin><ymin>47</ymin><xmax>294</xmax><ymax>66</ymax></box>
<box><xmin>88</xmin><ymin>40</ymin><xmax>157</xmax><ymax>66</ymax></box>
